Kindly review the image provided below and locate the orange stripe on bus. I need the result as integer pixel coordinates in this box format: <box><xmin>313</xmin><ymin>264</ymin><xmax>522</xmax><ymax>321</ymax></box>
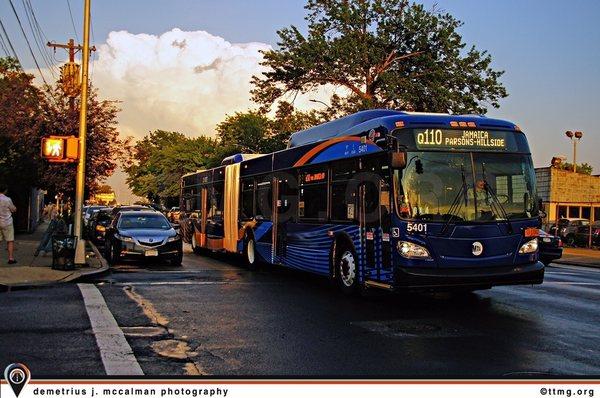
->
<box><xmin>293</xmin><ymin>137</ymin><xmax>363</xmax><ymax>167</ymax></box>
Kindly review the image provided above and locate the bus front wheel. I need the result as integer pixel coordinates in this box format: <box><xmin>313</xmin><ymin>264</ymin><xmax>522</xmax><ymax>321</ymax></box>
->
<box><xmin>244</xmin><ymin>235</ymin><xmax>259</xmax><ymax>271</ymax></box>
<box><xmin>335</xmin><ymin>245</ymin><xmax>358</xmax><ymax>295</ymax></box>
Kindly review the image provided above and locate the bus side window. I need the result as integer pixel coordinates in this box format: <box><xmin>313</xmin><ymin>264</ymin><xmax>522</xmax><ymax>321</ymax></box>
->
<box><xmin>240</xmin><ymin>178</ymin><xmax>255</xmax><ymax>220</ymax></box>
<box><xmin>255</xmin><ymin>175</ymin><xmax>272</xmax><ymax>220</ymax></box>
<box><xmin>298</xmin><ymin>166</ymin><xmax>328</xmax><ymax>222</ymax></box>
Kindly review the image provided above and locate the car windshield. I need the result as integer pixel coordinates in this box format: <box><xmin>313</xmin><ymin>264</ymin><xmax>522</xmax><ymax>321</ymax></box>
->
<box><xmin>118</xmin><ymin>214</ymin><xmax>171</xmax><ymax>230</ymax></box>
<box><xmin>393</xmin><ymin>152</ymin><xmax>538</xmax><ymax>222</ymax></box>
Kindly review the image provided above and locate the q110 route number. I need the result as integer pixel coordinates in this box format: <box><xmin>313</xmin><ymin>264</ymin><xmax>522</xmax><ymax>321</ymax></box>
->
<box><xmin>406</xmin><ymin>223</ymin><xmax>427</xmax><ymax>234</ymax></box>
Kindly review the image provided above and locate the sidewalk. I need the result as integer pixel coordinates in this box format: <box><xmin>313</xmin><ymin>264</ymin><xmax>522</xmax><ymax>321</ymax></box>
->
<box><xmin>0</xmin><ymin>222</ymin><xmax>108</xmax><ymax>289</ymax></box>
<box><xmin>555</xmin><ymin>247</ymin><xmax>600</xmax><ymax>268</ymax></box>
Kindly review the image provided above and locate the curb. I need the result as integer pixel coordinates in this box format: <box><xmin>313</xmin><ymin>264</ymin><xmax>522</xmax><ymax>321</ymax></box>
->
<box><xmin>0</xmin><ymin>243</ymin><xmax>110</xmax><ymax>292</ymax></box>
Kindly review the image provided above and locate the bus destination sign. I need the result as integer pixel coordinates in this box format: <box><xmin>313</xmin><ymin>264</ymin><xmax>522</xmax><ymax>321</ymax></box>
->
<box><xmin>414</xmin><ymin>129</ymin><xmax>508</xmax><ymax>151</ymax></box>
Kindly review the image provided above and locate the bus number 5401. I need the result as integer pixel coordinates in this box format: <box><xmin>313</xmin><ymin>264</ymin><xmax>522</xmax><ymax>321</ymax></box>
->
<box><xmin>407</xmin><ymin>223</ymin><xmax>427</xmax><ymax>234</ymax></box>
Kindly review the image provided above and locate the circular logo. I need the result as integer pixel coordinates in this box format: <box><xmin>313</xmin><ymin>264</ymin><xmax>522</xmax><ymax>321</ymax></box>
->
<box><xmin>472</xmin><ymin>241</ymin><xmax>483</xmax><ymax>256</ymax></box>
<box><xmin>9</xmin><ymin>368</ymin><xmax>25</xmax><ymax>384</ymax></box>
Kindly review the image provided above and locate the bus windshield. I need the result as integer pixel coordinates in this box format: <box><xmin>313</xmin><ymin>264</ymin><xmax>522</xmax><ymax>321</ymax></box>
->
<box><xmin>393</xmin><ymin>152</ymin><xmax>538</xmax><ymax>222</ymax></box>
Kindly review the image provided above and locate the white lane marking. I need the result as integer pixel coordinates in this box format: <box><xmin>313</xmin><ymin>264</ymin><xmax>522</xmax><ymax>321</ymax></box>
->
<box><xmin>78</xmin><ymin>283</ymin><xmax>144</xmax><ymax>376</ymax></box>
<box><xmin>112</xmin><ymin>281</ymin><xmax>279</xmax><ymax>286</ymax></box>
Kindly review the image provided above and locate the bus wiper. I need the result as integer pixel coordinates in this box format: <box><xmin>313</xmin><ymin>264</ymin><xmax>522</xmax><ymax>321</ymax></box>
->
<box><xmin>481</xmin><ymin>162</ymin><xmax>514</xmax><ymax>234</ymax></box>
<box><xmin>440</xmin><ymin>165</ymin><xmax>469</xmax><ymax>236</ymax></box>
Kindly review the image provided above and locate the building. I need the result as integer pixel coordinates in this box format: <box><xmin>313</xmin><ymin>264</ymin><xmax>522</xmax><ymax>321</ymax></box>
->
<box><xmin>536</xmin><ymin>167</ymin><xmax>600</xmax><ymax>227</ymax></box>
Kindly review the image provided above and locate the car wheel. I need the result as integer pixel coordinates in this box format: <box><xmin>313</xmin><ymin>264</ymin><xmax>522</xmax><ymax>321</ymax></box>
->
<box><xmin>335</xmin><ymin>244</ymin><xmax>358</xmax><ymax>295</ymax></box>
<box><xmin>106</xmin><ymin>241</ymin><xmax>119</xmax><ymax>265</ymax></box>
<box><xmin>171</xmin><ymin>251</ymin><xmax>183</xmax><ymax>267</ymax></box>
<box><xmin>244</xmin><ymin>235</ymin><xmax>259</xmax><ymax>271</ymax></box>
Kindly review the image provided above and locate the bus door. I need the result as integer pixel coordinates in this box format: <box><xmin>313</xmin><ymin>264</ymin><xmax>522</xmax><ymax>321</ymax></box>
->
<box><xmin>358</xmin><ymin>177</ymin><xmax>392</xmax><ymax>283</ymax></box>
<box><xmin>199</xmin><ymin>187</ymin><xmax>208</xmax><ymax>247</ymax></box>
<box><xmin>273</xmin><ymin>174</ymin><xmax>296</xmax><ymax>263</ymax></box>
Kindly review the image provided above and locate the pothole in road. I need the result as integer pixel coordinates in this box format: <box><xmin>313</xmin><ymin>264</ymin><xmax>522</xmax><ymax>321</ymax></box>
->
<box><xmin>122</xmin><ymin>285</ymin><xmax>206</xmax><ymax>375</ymax></box>
<box><xmin>122</xmin><ymin>326</ymin><xmax>168</xmax><ymax>338</ymax></box>
<box><xmin>151</xmin><ymin>339</ymin><xmax>197</xmax><ymax>360</ymax></box>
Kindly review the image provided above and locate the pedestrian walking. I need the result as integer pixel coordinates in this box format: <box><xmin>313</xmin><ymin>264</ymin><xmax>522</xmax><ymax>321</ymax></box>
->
<box><xmin>0</xmin><ymin>184</ymin><xmax>17</xmax><ymax>264</ymax></box>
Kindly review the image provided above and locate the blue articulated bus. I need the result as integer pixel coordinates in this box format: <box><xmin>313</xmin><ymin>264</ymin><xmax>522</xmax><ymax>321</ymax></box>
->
<box><xmin>180</xmin><ymin>110</ymin><xmax>544</xmax><ymax>293</ymax></box>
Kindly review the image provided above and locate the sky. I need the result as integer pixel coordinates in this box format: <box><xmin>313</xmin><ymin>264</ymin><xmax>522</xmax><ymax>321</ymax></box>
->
<box><xmin>1</xmin><ymin>0</ymin><xmax>599</xmax><ymax>203</ymax></box>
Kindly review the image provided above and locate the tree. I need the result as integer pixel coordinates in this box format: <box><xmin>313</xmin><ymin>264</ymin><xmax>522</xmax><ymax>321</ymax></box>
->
<box><xmin>0</xmin><ymin>58</ymin><xmax>47</xmax><ymax>191</ymax></box>
<box><xmin>42</xmin><ymin>85</ymin><xmax>131</xmax><ymax>198</ymax></box>
<box><xmin>125</xmin><ymin>130</ymin><xmax>218</xmax><ymax>204</ymax></box>
<box><xmin>0</xmin><ymin>56</ymin><xmax>130</xmax><ymax>201</ymax></box>
<box><xmin>251</xmin><ymin>0</ymin><xmax>508</xmax><ymax>116</ymax></box>
<box><xmin>558</xmin><ymin>162</ymin><xmax>593</xmax><ymax>175</ymax></box>
<box><xmin>216</xmin><ymin>102</ymin><xmax>322</xmax><ymax>153</ymax></box>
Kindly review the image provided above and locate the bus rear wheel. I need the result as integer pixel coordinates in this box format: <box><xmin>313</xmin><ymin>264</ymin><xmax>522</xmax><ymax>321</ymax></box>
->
<box><xmin>335</xmin><ymin>245</ymin><xmax>358</xmax><ymax>295</ymax></box>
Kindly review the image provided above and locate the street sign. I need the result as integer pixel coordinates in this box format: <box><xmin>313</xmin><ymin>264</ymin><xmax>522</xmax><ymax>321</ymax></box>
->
<box><xmin>41</xmin><ymin>136</ymin><xmax>79</xmax><ymax>163</ymax></box>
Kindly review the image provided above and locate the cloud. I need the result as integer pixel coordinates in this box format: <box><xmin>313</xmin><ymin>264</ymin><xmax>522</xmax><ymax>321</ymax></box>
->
<box><xmin>92</xmin><ymin>28</ymin><xmax>272</xmax><ymax>138</ymax></box>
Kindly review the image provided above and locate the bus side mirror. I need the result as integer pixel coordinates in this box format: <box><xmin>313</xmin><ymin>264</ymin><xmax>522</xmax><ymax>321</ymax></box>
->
<box><xmin>538</xmin><ymin>198</ymin><xmax>547</xmax><ymax>219</ymax></box>
<box><xmin>390</xmin><ymin>151</ymin><xmax>407</xmax><ymax>169</ymax></box>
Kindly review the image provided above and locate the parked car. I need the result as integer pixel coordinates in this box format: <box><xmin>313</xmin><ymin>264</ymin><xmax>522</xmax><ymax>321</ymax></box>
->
<box><xmin>167</xmin><ymin>206</ymin><xmax>181</xmax><ymax>222</ymax></box>
<box><xmin>568</xmin><ymin>224</ymin><xmax>600</xmax><ymax>248</ymax></box>
<box><xmin>83</xmin><ymin>205</ymin><xmax>108</xmax><ymax>226</ymax></box>
<box><xmin>110</xmin><ymin>205</ymin><xmax>151</xmax><ymax>217</ymax></box>
<box><xmin>548</xmin><ymin>218</ymin><xmax>590</xmax><ymax>244</ymax></box>
<box><xmin>104</xmin><ymin>210</ymin><xmax>182</xmax><ymax>266</ymax></box>
<box><xmin>539</xmin><ymin>229</ymin><xmax>563</xmax><ymax>265</ymax></box>
<box><xmin>86</xmin><ymin>208</ymin><xmax>113</xmax><ymax>246</ymax></box>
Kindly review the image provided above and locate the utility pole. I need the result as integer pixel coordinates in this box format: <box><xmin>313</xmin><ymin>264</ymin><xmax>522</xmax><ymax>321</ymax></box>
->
<box><xmin>73</xmin><ymin>0</ymin><xmax>92</xmax><ymax>265</ymax></box>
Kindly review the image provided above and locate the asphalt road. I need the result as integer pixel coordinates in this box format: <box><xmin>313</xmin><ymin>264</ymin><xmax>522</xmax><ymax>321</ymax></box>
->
<box><xmin>1</xmin><ymin>246</ymin><xmax>599</xmax><ymax>377</ymax></box>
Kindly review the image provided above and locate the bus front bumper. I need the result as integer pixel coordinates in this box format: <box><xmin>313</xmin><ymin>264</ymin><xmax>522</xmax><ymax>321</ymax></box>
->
<box><xmin>393</xmin><ymin>261</ymin><xmax>545</xmax><ymax>291</ymax></box>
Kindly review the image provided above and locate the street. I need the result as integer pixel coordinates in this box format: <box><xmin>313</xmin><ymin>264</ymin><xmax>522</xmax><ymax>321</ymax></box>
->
<box><xmin>1</xmin><ymin>246</ymin><xmax>599</xmax><ymax>377</ymax></box>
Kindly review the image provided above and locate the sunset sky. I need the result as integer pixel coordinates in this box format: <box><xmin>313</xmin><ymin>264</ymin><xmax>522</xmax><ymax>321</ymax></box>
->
<box><xmin>2</xmin><ymin>0</ymin><xmax>599</xmax><ymax>203</ymax></box>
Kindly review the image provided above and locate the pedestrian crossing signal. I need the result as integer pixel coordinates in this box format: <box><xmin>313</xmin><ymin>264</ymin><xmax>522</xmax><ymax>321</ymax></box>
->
<box><xmin>41</xmin><ymin>136</ymin><xmax>78</xmax><ymax>163</ymax></box>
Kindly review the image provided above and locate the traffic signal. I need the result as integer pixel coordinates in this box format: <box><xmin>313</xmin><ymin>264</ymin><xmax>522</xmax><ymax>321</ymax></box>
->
<box><xmin>60</xmin><ymin>62</ymin><xmax>81</xmax><ymax>98</ymax></box>
<box><xmin>41</xmin><ymin>136</ymin><xmax>79</xmax><ymax>163</ymax></box>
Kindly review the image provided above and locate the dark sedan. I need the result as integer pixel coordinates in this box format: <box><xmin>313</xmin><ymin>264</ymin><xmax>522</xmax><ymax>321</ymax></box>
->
<box><xmin>539</xmin><ymin>229</ymin><xmax>563</xmax><ymax>266</ymax></box>
<box><xmin>86</xmin><ymin>208</ymin><xmax>113</xmax><ymax>245</ymax></box>
<box><xmin>104</xmin><ymin>211</ymin><xmax>183</xmax><ymax>266</ymax></box>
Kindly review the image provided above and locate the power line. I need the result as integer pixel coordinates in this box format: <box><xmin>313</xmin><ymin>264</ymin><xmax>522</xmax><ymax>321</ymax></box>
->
<box><xmin>66</xmin><ymin>0</ymin><xmax>80</xmax><ymax>43</ymax></box>
<box><xmin>20</xmin><ymin>0</ymin><xmax>56</xmax><ymax>79</ymax></box>
<box><xmin>7</xmin><ymin>0</ymin><xmax>48</xmax><ymax>85</ymax></box>
<box><xmin>0</xmin><ymin>31</ymin><xmax>10</xmax><ymax>56</ymax></box>
<box><xmin>0</xmin><ymin>15</ymin><xmax>22</xmax><ymax>67</ymax></box>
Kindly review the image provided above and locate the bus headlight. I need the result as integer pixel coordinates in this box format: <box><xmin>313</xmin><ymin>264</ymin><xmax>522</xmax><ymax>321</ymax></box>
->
<box><xmin>397</xmin><ymin>241</ymin><xmax>431</xmax><ymax>259</ymax></box>
<box><xmin>519</xmin><ymin>238</ymin><xmax>538</xmax><ymax>254</ymax></box>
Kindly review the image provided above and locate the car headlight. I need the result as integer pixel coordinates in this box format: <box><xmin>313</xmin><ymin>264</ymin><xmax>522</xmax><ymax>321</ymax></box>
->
<box><xmin>397</xmin><ymin>241</ymin><xmax>431</xmax><ymax>259</ymax></box>
<box><xmin>519</xmin><ymin>238</ymin><xmax>538</xmax><ymax>254</ymax></box>
<box><xmin>115</xmin><ymin>233</ymin><xmax>134</xmax><ymax>243</ymax></box>
<box><xmin>167</xmin><ymin>235</ymin><xmax>181</xmax><ymax>242</ymax></box>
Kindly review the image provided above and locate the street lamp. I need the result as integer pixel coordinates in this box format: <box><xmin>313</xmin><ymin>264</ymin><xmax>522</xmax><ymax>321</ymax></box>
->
<box><xmin>565</xmin><ymin>130</ymin><xmax>583</xmax><ymax>173</ymax></box>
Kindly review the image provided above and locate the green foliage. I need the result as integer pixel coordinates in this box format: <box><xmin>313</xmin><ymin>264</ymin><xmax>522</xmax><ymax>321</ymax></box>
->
<box><xmin>216</xmin><ymin>102</ymin><xmax>322</xmax><ymax>153</ymax></box>
<box><xmin>252</xmin><ymin>0</ymin><xmax>508</xmax><ymax>116</ymax></box>
<box><xmin>125</xmin><ymin>130</ymin><xmax>219</xmax><ymax>203</ymax></box>
<box><xmin>0</xmin><ymin>56</ymin><xmax>130</xmax><ymax>200</ymax></box>
<box><xmin>558</xmin><ymin>162</ymin><xmax>593</xmax><ymax>175</ymax></box>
